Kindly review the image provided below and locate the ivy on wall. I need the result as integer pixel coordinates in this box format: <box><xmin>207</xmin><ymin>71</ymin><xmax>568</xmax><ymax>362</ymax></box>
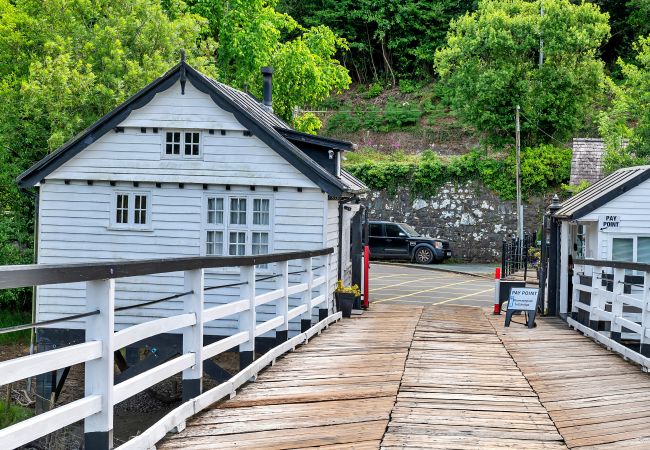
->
<box><xmin>344</xmin><ymin>145</ymin><xmax>572</xmax><ymax>200</ymax></box>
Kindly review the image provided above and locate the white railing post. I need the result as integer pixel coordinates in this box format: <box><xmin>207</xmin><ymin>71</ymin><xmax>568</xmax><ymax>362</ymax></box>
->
<box><xmin>571</xmin><ymin>264</ymin><xmax>582</xmax><ymax>318</ymax></box>
<box><xmin>84</xmin><ymin>279</ymin><xmax>115</xmax><ymax>450</ymax></box>
<box><xmin>239</xmin><ymin>265</ymin><xmax>256</xmax><ymax>371</ymax></box>
<box><xmin>611</xmin><ymin>268</ymin><xmax>625</xmax><ymax>342</ymax></box>
<box><xmin>589</xmin><ymin>269</ymin><xmax>601</xmax><ymax>330</ymax></box>
<box><xmin>275</xmin><ymin>260</ymin><xmax>289</xmax><ymax>345</ymax></box>
<box><xmin>300</xmin><ymin>258</ymin><xmax>313</xmax><ymax>332</ymax></box>
<box><xmin>318</xmin><ymin>255</ymin><xmax>330</xmax><ymax>322</ymax></box>
<box><xmin>641</xmin><ymin>270</ymin><xmax>650</xmax><ymax>357</ymax></box>
<box><xmin>182</xmin><ymin>269</ymin><xmax>204</xmax><ymax>402</ymax></box>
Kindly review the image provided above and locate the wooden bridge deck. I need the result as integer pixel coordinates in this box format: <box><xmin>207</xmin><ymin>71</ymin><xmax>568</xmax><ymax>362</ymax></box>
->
<box><xmin>159</xmin><ymin>304</ymin><xmax>650</xmax><ymax>450</ymax></box>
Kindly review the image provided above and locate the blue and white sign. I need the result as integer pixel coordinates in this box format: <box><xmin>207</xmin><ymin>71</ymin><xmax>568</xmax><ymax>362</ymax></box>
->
<box><xmin>507</xmin><ymin>287</ymin><xmax>538</xmax><ymax>311</ymax></box>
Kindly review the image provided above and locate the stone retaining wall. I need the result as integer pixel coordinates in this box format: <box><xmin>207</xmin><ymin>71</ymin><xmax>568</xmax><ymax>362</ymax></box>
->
<box><xmin>360</xmin><ymin>181</ymin><xmax>550</xmax><ymax>262</ymax></box>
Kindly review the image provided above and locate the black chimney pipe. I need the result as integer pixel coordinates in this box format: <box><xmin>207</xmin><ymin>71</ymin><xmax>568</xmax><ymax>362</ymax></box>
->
<box><xmin>261</xmin><ymin>66</ymin><xmax>273</xmax><ymax>108</ymax></box>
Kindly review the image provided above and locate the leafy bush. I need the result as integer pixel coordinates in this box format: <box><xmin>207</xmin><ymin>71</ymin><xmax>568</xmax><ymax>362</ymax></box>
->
<box><xmin>0</xmin><ymin>401</ymin><xmax>33</xmax><ymax>428</ymax></box>
<box><xmin>294</xmin><ymin>112</ymin><xmax>322</xmax><ymax>134</ymax></box>
<box><xmin>383</xmin><ymin>101</ymin><xmax>422</xmax><ymax>130</ymax></box>
<box><xmin>0</xmin><ymin>214</ymin><xmax>33</xmax><ymax>310</ymax></box>
<box><xmin>345</xmin><ymin>145</ymin><xmax>572</xmax><ymax>199</ymax></box>
<box><xmin>0</xmin><ymin>310</ymin><xmax>31</xmax><ymax>344</ymax></box>
<box><xmin>364</xmin><ymin>82</ymin><xmax>383</xmax><ymax>99</ymax></box>
<box><xmin>399</xmin><ymin>79</ymin><xmax>418</xmax><ymax>94</ymax></box>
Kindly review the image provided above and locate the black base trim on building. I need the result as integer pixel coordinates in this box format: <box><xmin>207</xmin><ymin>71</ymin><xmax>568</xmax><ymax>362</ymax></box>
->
<box><xmin>301</xmin><ymin>319</ymin><xmax>311</xmax><ymax>333</ymax></box>
<box><xmin>318</xmin><ymin>308</ymin><xmax>328</xmax><ymax>322</ymax></box>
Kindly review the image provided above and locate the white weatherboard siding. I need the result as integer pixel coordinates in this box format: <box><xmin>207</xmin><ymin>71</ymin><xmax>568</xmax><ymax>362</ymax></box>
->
<box><xmin>46</xmin><ymin>80</ymin><xmax>315</xmax><ymax>188</ymax></box>
<box><xmin>120</xmin><ymin>81</ymin><xmax>246</xmax><ymax>131</ymax></box>
<box><xmin>579</xmin><ymin>179</ymin><xmax>650</xmax><ymax>260</ymax></box>
<box><xmin>36</xmin><ymin>76</ymin><xmax>336</xmax><ymax>338</ymax></box>
<box><xmin>46</xmin><ymin>129</ymin><xmax>316</xmax><ymax>187</ymax></box>
<box><xmin>37</xmin><ymin>182</ymin><xmax>327</xmax><ymax>336</ymax></box>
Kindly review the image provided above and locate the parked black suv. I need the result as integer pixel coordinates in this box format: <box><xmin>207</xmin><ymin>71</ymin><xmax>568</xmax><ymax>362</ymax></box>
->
<box><xmin>368</xmin><ymin>221</ymin><xmax>452</xmax><ymax>264</ymax></box>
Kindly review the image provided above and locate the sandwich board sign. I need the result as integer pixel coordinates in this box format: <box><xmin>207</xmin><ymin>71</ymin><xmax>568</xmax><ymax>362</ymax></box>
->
<box><xmin>504</xmin><ymin>287</ymin><xmax>539</xmax><ymax>328</ymax></box>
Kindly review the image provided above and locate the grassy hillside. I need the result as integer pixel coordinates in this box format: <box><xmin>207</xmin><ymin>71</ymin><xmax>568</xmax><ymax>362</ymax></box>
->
<box><xmin>315</xmin><ymin>82</ymin><xmax>479</xmax><ymax>156</ymax></box>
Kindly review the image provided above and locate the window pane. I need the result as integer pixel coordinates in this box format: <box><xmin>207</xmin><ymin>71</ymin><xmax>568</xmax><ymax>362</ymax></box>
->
<box><xmin>116</xmin><ymin>194</ymin><xmax>129</xmax><ymax>224</ymax></box>
<box><xmin>166</xmin><ymin>132</ymin><xmax>181</xmax><ymax>155</ymax></box>
<box><xmin>385</xmin><ymin>224</ymin><xmax>402</xmax><ymax>237</ymax></box>
<box><xmin>638</xmin><ymin>238</ymin><xmax>650</xmax><ymax>263</ymax></box>
<box><xmin>230</xmin><ymin>198</ymin><xmax>247</xmax><ymax>225</ymax></box>
<box><xmin>207</xmin><ymin>197</ymin><xmax>223</xmax><ymax>224</ymax></box>
<box><xmin>206</xmin><ymin>231</ymin><xmax>223</xmax><ymax>256</ymax></box>
<box><xmin>134</xmin><ymin>194</ymin><xmax>147</xmax><ymax>225</ymax></box>
<box><xmin>613</xmin><ymin>238</ymin><xmax>633</xmax><ymax>262</ymax></box>
<box><xmin>229</xmin><ymin>231</ymin><xmax>246</xmax><ymax>255</ymax></box>
<box><xmin>252</xmin><ymin>232</ymin><xmax>269</xmax><ymax>255</ymax></box>
<box><xmin>184</xmin><ymin>132</ymin><xmax>200</xmax><ymax>156</ymax></box>
<box><xmin>369</xmin><ymin>223</ymin><xmax>382</xmax><ymax>236</ymax></box>
<box><xmin>253</xmin><ymin>199</ymin><xmax>270</xmax><ymax>225</ymax></box>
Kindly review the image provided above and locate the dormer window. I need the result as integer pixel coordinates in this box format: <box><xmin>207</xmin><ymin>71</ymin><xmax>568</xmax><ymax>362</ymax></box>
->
<box><xmin>163</xmin><ymin>130</ymin><xmax>202</xmax><ymax>158</ymax></box>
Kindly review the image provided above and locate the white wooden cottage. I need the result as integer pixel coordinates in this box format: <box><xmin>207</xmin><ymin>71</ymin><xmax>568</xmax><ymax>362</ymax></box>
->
<box><xmin>18</xmin><ymin>60</ymin><xmax>367</xmax><ymax>342</ymax></box>
<box><xmin>548</xmin><ymin>165</ymin><xmax>650</xmax><ymax>316</ymax></box>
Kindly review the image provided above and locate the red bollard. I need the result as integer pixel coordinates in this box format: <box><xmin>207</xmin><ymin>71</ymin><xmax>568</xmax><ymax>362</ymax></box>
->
<box><xmin>493</xmin><ymin>267</ymin><xmax>501</xmax><ymax>314</ymax></box>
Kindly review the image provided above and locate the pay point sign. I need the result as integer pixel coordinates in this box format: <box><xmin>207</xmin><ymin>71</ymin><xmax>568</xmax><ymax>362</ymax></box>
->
<box><xmin>505</xmin><ymin>287</ymin><xmax>539</xmax><ymax>328</ymax></box>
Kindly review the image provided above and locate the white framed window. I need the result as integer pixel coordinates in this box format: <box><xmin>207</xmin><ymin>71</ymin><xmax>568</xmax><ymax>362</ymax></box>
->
<box><xmin>252</xmin><ymin>231</ymin><xmax>269</xmax><ymax>255</ymax></box>
<box><xmin>230</xmin><ymin>197</ymin><xmax>247</xmax><ymax>225</ymax></box>
<box><xmin>205</xmin><ymin>195</ymin><xmax>225</xmax><ymax>256</ymax></box>
<box><xmin>184</xmin><ymin>131</ymin><xmax>201</xmax><ymax>156</ymax></box>
<box><xmin>163</xmin><ymin>130</ymin><xmax>202</xmax><ymax>158</ymax></box>
<box><xmin>229</xmin><ymin>231</ymin><xmax>247</xmax><ymax>256</ymax></box>
<box><xmin>111</xmin><ymin>191</ymin><xmax>151</xmax><ymax>230</ymax></box>
<box><xmin>202</xmin><ymin>193</ymin><xmax>272</xmax><ymax>259</ymax></box>
<box><xmin>253</xmin><ymin>199</ymin><xmax>270</xmax><ymax>225</ymax></box>
<box><xmin>610</xmin><ymin>235</ymin><xmax>650</xmax><ymax>264</ymax></box>
<box><xmin>206</xmin><ymin>230</ymin><xmax>223</xmax><ymax>256</ymax></box>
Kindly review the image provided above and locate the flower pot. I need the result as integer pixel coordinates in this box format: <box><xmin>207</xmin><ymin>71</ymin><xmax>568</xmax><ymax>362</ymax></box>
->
<box><xmin>335</xmin><ymin>292</ymin><xmax>355</xmax><ymax>318</ymax></box>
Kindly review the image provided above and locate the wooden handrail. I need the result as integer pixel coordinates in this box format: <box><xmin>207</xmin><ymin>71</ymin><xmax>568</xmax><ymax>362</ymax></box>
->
<box><xmin>0</xmin><ymin>250</ymin><xmax>336</xmax><ymax>450</ymax></box>
<box><xmin>0</xmin><ymin>248</ymin><xmax>334</xmax><ymax>289</ymax></box>
<box><xmin>573</xmin><ymin>258</ymin><xmax>650</xmax><ymax>272</ymax></box>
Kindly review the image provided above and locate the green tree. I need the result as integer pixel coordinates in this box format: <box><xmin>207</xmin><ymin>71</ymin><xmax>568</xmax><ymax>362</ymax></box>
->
<box><xmin>600</xmin><ymin>35</ymin><xmax>650</xmax><ymax>172</ymax></box>
<box><xmin>280</xmin><ymin>0</ymin><xmax>477</xmax><ymax>82</ymax></box>
<box><xmin>0</xmin><ymin>0</ymin><xmax>210</xmax><ymax>308</ymax></box>
<box><xmin>435</xmin><ymin>0</ymin><xmax>610</xmax><ymax>148</ymax></box>
<box><xmin>187</xmin><ymin>0</ymin><xmax>351</xmax><ymax>123</ymax></box>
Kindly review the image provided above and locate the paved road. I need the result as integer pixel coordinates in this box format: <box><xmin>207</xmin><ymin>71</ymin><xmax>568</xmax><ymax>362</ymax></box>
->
<box><xmin>369</xmin><ymin>262</ymin><xmax>495</xmax><ymax>307</ymax></box>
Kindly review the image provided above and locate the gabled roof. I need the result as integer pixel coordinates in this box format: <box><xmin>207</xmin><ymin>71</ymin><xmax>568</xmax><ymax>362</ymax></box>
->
<box><xmin>554</xmin><ymin>165</ymin><xmax>650</xmax><ymax>220</ymax></box>
<box><xmin>17</xmin><ymin>61</ymin><xmax>362</xmax><ymax>198</ymax></box>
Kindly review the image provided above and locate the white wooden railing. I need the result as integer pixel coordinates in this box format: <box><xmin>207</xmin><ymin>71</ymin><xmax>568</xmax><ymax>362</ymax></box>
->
<box><xmin>0</xmin><ymin>248</ymin><xmax>340</xmax><ymax>449</ymax></box>
<box><xmin>570</xmin><ymin>258</ymin><xmax>650</xmax><ymax>370</ymax></box>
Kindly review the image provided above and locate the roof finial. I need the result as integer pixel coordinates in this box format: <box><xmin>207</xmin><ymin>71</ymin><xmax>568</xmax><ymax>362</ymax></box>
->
<box><xmin>179</xmin><ymin>49</ymin><xmax>187</xmax><ymax>95</ymax></box>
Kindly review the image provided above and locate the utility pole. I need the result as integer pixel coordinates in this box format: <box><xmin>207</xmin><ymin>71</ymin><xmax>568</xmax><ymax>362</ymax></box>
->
<box><xmin>539</xmin><ymin>3</ymin><xmax>544</xmax><ymax>68</ymax></box>
<box><xmin>516</xmin><ymin>105</ymin><xmax>523</xmax><ymax>245</ymax></box>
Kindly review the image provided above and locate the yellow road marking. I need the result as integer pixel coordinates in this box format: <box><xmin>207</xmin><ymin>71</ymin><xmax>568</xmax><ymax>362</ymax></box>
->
<box><xmin>432</xmin><ymin>288</ymin><xmax>494</xmax><ymax>305</ymax></box>
<box><xmin>370</xmin><ymin>276</ymin><xmax>449</xmax><ymax>292</ymax></box>
<box><xmin>372</xmin><ymin>279</ymin><xmax>476</xmax><ymax>303</ymax></box>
